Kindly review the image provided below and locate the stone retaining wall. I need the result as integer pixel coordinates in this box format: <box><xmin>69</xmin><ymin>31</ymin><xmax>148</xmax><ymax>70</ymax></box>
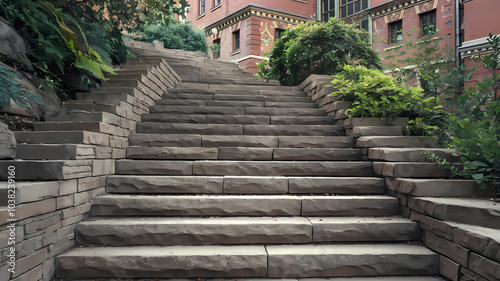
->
<box><xmin>298</xmin><ymin>74</ymin><xmax>499</xmax><ymax>281</ymax></box>
<box><xmin>0</xmin><ymin>57</ymin><xmax>181</xmax><ymax>280</ymax></box>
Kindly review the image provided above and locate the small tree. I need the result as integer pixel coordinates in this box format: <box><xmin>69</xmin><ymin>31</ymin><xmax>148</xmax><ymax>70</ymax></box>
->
<box><xmin>258</xmin><ymin>17</ymin><xmax>381</xmax><ymax>86</ymax></box>
<box><xmin>140</xmin><ymin>23</ymin><xmax>208</xmax><ymax>53</ymax></box>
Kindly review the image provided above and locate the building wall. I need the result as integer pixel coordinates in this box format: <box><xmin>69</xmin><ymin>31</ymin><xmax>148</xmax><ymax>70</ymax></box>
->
<box><xmin>462</xmin><ymin>0</ymin><xmax>500</xmax><ymax>42</ymax></box>
<box><xmin>187</xmin><ymin>0</ymin><xmax>316</xmax><ymax>74</ymax></box>
<box><xmin>372</xmin><ymin>0</ymin><xmax>456</xmax><ymax>64</ymax></box>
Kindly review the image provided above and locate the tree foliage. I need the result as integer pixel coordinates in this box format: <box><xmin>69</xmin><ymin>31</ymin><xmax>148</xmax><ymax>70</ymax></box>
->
<box><xmin>258</xmin><ymin>17</ymin><xmax>381</xmax><ymax>86</ymax></box>
<box><xmin>139</xmin><ymin>23</ymin><xmax>207</xmax><ymax>53</ymax></box>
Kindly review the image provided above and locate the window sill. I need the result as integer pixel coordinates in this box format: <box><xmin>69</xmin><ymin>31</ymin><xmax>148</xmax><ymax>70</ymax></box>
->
<box><xmin>293</xmin><ymin>0</ymin><xmax>308</xmax><ymax>3</ymax></box>
<box><xmin>230</xmin><ymin>49</ymin><xmax>241</xmax><ymax>56</ymax></box>
<box><xmin>384</xmin><ymin>44</ymin><xmax>403</xmax><ymax>51</ymax></box>
<box><xmin>210</xmin><ymin>4</ymin><xmax>222</xmax><ymax>12</ymax></box>
<box><xmin>196</xmin><ymin>13</ymin><xmax>205</xmax><ymax>20</ymax></box>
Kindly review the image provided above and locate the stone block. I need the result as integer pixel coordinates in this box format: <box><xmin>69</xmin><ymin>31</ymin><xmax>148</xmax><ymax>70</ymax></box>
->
<box><xmin>106</xmin><ymin>175</ymin><xmax>223</xmax><ymax>194</ymax></box>
<box><xmin>202</xmin><ymin>135</ymin><xmax>278</xmax><ymax>148</ymax></box>
<box><xmin>59</xmin><ymin>180</ymin><xmax>77</xmax><ymax>196</ymax></box>
<box><xmin>127</xmin><ymin>147</ymin><xmax>219</xmax><ymax>160</ymax></box>
<box><xmin>92</xmin><ymin>160</ymin><xmax>115</xmax><ymax>176</ymax></box>
<box><xmin>0</xmin><ymin>122</ymin><xmax>16</xmax><ymax>159</ymax></box>
<box><xmin>13</xmin><ymin>247</ymin><xmax>48</xmax><ymax>277</ymax></box>
<box><xmin>468</xmin><ymin>252</ymin><xmax>500</xmax><ymax>281</ymax></box>
<box><xmin>301</xmin><ymin>196</ymin><xmax>400</xmax><ymax>216</ymax></box>
<box><xmin>11</xmin><ymin>264</ymin><xmax>43</xmax><ymax>281</ymax></box>
<box><xmin>218</xmin><ymin>148</ymin><xmax>273</xmax><ymax>160</ymax></box>
<box><xmin>16</xmin><ymin>198</ymin><xmax>56</xmax><ymax>221</ymax></box>
<box><xmin>440</xmin><ymin>255</ymin><xmax>461</xmax><ymax>281</ymax></box>
<box><xmin>422</xmin><ymin>231</ymin><xmax>469</xmax><ymax>266</ymax></box>
<box><xmin>352</xmin><ymin>126</ymin><xmax>402</xmax><ymax>137</ymax></box>
<box><xmin>24</xmin><ymin>214</ymin><xmax>60</xmax><ymax>235</ymax></box>
<box><xmin>223</xmin><ymin>176</ymin><xmax>288</xmax><ymax>194</ymax></box>
<box><xmin>129</xmin><ymin>133</ymin><xmax>202</xmax><ymax>147</ymax></box>
<box><xmin>288</xmin><ymin>177</ymin><xmax>385</xmax><ymax>194</ymax></box>
<box><xmin>277</xmin><ymin>136</ymin><xmax>354</xmax><ymax>148</ymax></box>
<box><xmin>116</xmin><ymin>160</ymin><xmax>193</xmax><ymax>175</ymax></box>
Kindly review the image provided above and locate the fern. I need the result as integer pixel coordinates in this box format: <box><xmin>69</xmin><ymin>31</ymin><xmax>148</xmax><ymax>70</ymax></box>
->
<box><xmin>0</xmin><ymin>64</ymin><xmax>43</xmax><ymax>110</ymax></box>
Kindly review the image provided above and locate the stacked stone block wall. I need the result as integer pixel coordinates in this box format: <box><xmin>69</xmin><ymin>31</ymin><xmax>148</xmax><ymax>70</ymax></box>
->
<box><xmin>0</xmin><ymin>56</ymin><xmax>180</xmax><ymax>280</ymax></box>
<box><xmin>299</xmin><ymin>74</ymin><xmax>500</xmax><ymax>281</ymax></box>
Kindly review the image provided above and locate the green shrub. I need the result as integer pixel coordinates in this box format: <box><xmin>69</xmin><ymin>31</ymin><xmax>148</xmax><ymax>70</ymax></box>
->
<box><xmin>140</xmin><ymin>23</ymin><xmax>208</xmax><ymax>53</ymax></box>
<box><xmin>331</xmin><ymin>65</ymin><xmax>425</xmax><ymax>119</ymax></box>
<box><xmin>257</xmin><ymin>17</ymin><xmax>381</xmax><ymax>86</ymax></box>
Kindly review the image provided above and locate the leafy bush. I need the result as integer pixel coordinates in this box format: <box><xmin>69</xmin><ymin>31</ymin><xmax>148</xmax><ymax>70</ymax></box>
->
<box><xmin>331</xmin><ymin>65</ymin><xmax>427</xmax><ymax>118</ymax></box>
<box><xmin>0</xmin><ymin>64</ymin><xmax>42</xmax><ymax>110</ymax></box>
<box><xmin>140</xmin><ymin>23</ymin><xmax>208</xmax><ymax>53</ymax></box>
<box><xmin>258</xmin><ymin>17</ymin><xmax>381</xmax><ymax>86</ymax></box>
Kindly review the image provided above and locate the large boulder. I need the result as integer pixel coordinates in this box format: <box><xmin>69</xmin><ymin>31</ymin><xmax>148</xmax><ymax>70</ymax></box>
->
<box><xmin>0</xmin><ymin>122</ymin><xmax>16</xmax><ymax>159</ymax></box>
<box><xmin>0</xmin><ymin>18</ymin><xmax>32</xmax><ymax>70</ymax></box>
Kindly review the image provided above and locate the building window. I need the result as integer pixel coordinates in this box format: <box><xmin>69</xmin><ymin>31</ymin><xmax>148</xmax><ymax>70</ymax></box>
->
<box><xmin>389</xmin><ymin>20</ymin><xmax>403</xmax><ymax>44</ymax></box>
<box><xmin>233</xmin><ymin>30</ymin><xmax>240</xmax><ymax>51</ymax></box>
<box><xmin>340</xmin><ymin>0</ymin><xmax>369</xmax><ymax>19</ymax></box>
<box><xmin>275</xmin><ymin>28</ymin><xmax>285</xmax><ymax>40</ymax></box>
<box><xmin>200</xmin><ymin>0</ymin><xmax>205</xmax><ymax>15</ymax></box>
<box><xmin>214</xmin><ymin>0</ymin><xmax>221</xmax><ymax>7</ymax></box>
<box><xmin>212</xmin><ymin>39</ymin><xmax>220</xmax><ymax>59</ymax></box>
<box><xmin>321</xmin><ymin>0</ymin><xmax>335</xmax><ymax>22</ymax></box>
<box><xmin>421</xmin><ymin>10</ymin><xmax>436</xmax><ymax>35</ymax></box>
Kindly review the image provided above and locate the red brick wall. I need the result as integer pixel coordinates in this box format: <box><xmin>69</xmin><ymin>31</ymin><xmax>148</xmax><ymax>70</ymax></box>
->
<box><xmin>463</xmin><ymin>0</ymin><xmax>500</xmax><ymax>42</ymax></box>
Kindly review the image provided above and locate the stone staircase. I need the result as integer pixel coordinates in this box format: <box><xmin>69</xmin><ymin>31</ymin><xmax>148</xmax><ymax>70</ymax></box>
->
<box><xmin>54</xmin><ymin>46</ymin><xmax>444</xmax><ymax>280</ymax></box>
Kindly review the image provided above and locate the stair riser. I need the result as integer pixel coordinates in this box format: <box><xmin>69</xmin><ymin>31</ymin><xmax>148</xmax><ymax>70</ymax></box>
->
<box><xmin>106</xmin><ymin>176</ymin><xmax>385</xmax><ymax>195</ymax></box>
<box><xmin>141</xmin><ymin>114</ymin><xmax>335</xmax><ymax>125</ymax></box>
<box><xmin>150</xmin><ymin>106</ymin><xmax>326</xmax><ymax>116</ymax></box>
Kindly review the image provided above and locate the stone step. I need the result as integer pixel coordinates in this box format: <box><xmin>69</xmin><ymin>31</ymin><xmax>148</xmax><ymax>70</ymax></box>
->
<box><xmin>356</xmin><ymin>136</ymin><xmax>438</xmax><ymax>148</ymax></box>
<box><xmin>409</xmin><ymin>197</ymin><xmax>500</xmax><ymax>229</ymax></box>
<box><xmin>176</xmin><ymin>82</ymin><xmax>294</xmax><ymax>92</ymax></box>
<box><xmin>56</xmin><ymin>244</ymin><xmax>438</xmax><ymax>278</ymax></box>
<box><xmin>106</xmin><ymin>175</ymin><xmax>385</xmax><ymax>194</ymax></box>
<box><xmin>149</xmin><ymin>105</ymin><xmax>325</xmax><ymax>116</ymax></box>
<box><xmin>50</xmin><ymin>278</ymin><xmax>446</xmax><ymax>281</ymax></box>
<box><xmin>373</xmin><ymin>162</ymin><xmax>460</xmax><ymax>178</ymax></box>
<box><xmin>155</xmin><ymin>99</ymin><xmax>317</xmax><ymax>108</ymax></box>
<box><xmin>44</xmin><ymin>110</ymin><xmax>121</xmax><ymax>126</ymax></box>
<box><xmin>136</xmin><ymin>123</ymin><xmax>344</xmax><ymax>136</ymax></box>
<box><xmin>386</xmin><ymin>178</ymin><xmax>496</xmax><ymax>197</ymax></box>
<box><xmin>128</xmin><ymin>134</ymin><xmax>354</xmax><ymax>148</ymax></box>
<box><xmin>162</xmin><ymin>93</ymin><xmax>312</xmax><ymax>102</ymax></box>
<box><xmin>115</xmin><ymin>160</ymin><xmax>373</xmax><ymax>176</ymax></box>
<box><xmin>16</xmin><ymin>144</ymin><xmax>97</xmax><ymax>160</ymax></box>
<box><xmin>126</xmin><ymin>147</ymin><xmax>361</xmax><ymax>161</ymax></box>
<box><xmin>15</xmin><ymin>131</ymin><xmax>109</xmax><ymax>145</ymax></box>
<box><xmin>91</xmin><ymin>195</ymin><xmax>398</xmax><ymax>217</ymax></box>
<box><xmin>0</xmin><ymin>160</ymin><xmax>92</xmax><ymax>180</ymax></box>
<box><xmin>141</xmin><ymin>114</ymin><xmax>335</xmax><ymax>125</ymax></box>
<box><xmin>75</xmin><ymin>217</ymin><xmax>420</xmax><ymax>246</ymax></box>
<box><xmin>32</xmin><ymin>121</ymin><xmax>129</xmax><ymax>137</ymax></box>
<box><xmin>352</xmin><ymin>126</ymin><xmax>403</xmax><ymax>137</ymax></box>
<box><xmin>368</xmin><ymin>148</ymin><xmax>458</xmax><ymax>162</ymax></box>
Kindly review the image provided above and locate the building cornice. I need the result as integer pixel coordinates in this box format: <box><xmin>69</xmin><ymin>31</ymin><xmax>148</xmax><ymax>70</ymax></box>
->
<box><xmin>369</xmin><ymin>0</ymin><xmax>432</xmax><ymax>19</ymax></box>
<box><xmin>204</xmin><ymin>4</ymin><xmax>313</xmax><ymax>36</ymax></box>
<box><xmin>458</xmin><ymin>35</ymin><xmax>500</xmax><ymax>57</ymax></box>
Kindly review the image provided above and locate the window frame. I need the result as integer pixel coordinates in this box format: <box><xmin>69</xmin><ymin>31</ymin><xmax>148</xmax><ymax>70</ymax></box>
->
<box><xmin>339</xmin><ymin>0</ymin><xmax>369</xmax><ymax>19</ymax></box>
<box><xmin>212</xmin><ymin>38</ymin><xmax>220</xmax><ymax>59</ymax></box>
<box><xmin>275</xmin><ymin>28</ymin><xmax>285</xmax><ymax>40</ymax></box>
<box><xmin>233</xmin><ymin>30</ymin><xmax>240</xmax><ymax>51</ymax></box>
<box><xmin>321</xmin><ymin>0</ymin><xmax>335</xmax><ymax>22</ymax></box>
<box><xmin>200</xmin><ymin>0</ymin><xmax>205</xmax><ymax>15</ymax></box>
<box><xmin>389</xmin><ymin>20</ymin><xmax>403</xmax><ymax>44</ymax></box>
<box><xmin>421</xmin><ymin>10</ymin><xmax>437</xmax><ymax>36</ymax></box>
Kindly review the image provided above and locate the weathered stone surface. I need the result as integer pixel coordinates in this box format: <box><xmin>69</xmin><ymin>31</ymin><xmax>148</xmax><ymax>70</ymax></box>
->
<box><xmin>16</xmin><ymin>144</ymin><xmax>96</xmax><ymax>160</ymax></box>
<box><xmin>14</xmin><ymin>131</ymin><xmax>109</xmax><ymax>145</ymax></box>
<box><xmin>157</xmin><ymin>99</ymin><xmax>207</xmax><ymax>106</ymax></box>
<box><xmin>468</xmin><ymin>252</ymin><xmax>500</xmax><ymax>281</ymax></box>
<box><xmin>202</xmin><ymin>135</ymin><xmax>278</xmax><ymax>148</ymax></box>
<box><xmin>207</xmin><ymin>100</ymin><xmax>265</xmax><ymax>107</ymax></box>
<box><xmin>353</xmin><ymin>126</ymin><xmax>402</xmax><ymax>137</ymax></box>
<box><xmin>386</xmin><ymin>178</ymin><xmax>495</xmax><ymax>197</ymax></box>
<box><xmin>409</xmin><ymin>197</ymin><xmax>500</xmax><ymax>229</ymax></box>
<box><xmin>344</xmin><ymin>117</ymin><xmax>409</xmax><ymax>128</ymax></box>
<box><xmin>76</xmin><ymin>217</ymin><xmax>312</xmax><ymax>245</ymax></box>
<box><xmin>278</xmin><ymin>136</ymin><xmax>354</xmax><ymax>148</ymax></box>
<box><xmin>218</xmin><ymin>147</ymin><xmax>273</xmax><ymax>160</ymax></box>
<box><xmin>373</xmin><ymin>162</ymin><xmax>456</xmax><ymax>178</ymax></box>
<box><xmin>223</xmin><ymin>176</ymin><xmax>288</xmax><ymax>194</ymax></box>
<box><xmin>309</xmin><ymin>217</ymin><xmax>420</xmax><ymax>242</ymax></box>
<box><xmin>368</xmin><ymin>148</ymin><xmax>458</xmax><ymax>162</ymax></box>
<box><xmin>273</xmin><ymin>148</ymin><xmax>361</xmax><ymax>161</ymax></box>
<box><xmin>127</xmin><ymin>146</ymin><xmax>218</xmax><ymax>159</ymax></box>
<box><xmin>266</xmin><ymin>244</ymin><xmax>438</xmax><ymax>277</ymax></box>
<box><xmin>246</xmin><ymin>107</ymin><xmax>326</xmax><ymax>116</ymax></box>
<box><xmin>0</xmin><ymin>122</ymin><xmax>16</xmax><ymax>159</ymax></box>
<box><xmin>129</xmin><ymin>133</ymin><xmax>202</xmax><ymax>147</ymax></box>
<box><xmin>115</xmin><ymin>160</ymin><xmax>192</xmax><ymax>175</ymax></box>
<box><xmin>12</xmin><ymin>181</ymin><xmax>60</xmax><ymax>204</ymax></box>
<box><xmin>449</xmin><ymin>222</ymin><xmax>500</xmax><ymax>263</ymax></box>
<box><xmin>56</xmin><ymin>246</ymin><xmax>267</xmax><ymax>278</ymax></box>
<box><xmin>265</xmin><ymin>102</ymin><xmax>316</xmax><ymax>108</ymax></box>
<box><xmin>207</xmin><ymin>115</ymin><xmax>270</xmax><ymax>125</ymax></box>
<box><xmin>0</xmin><ymin>160</ymin><xmax>91</xmax><ymax>180</ymax></box>
<box><xmin>271</xmin><ymin>116</ymin><xmax>335</xmax><ymax>125</ymax></box>
<box><xmin>356</xmin><ymin>136</ymin><xmax>438</xmax><ymax>148</ymax></box>
<box><xmin>137</xmin><ymin>123</ymin><xmax>243</xmax><ymax>135</ymax></box>
<box><xmin>141</xmin><ymin>113</ymin><xmax>207</xmax><ymax>123</ymax></box>
<box><xmin>301</xmin><ymin>196</ymin><xmax>399</xmax><ymax>216</ymax></box>
<box><xmin>288</xmin><ymin>177</ymin><xmax>385</xmax><ymax>194</ymax></box>
<box><xmin>106</xmin><ymin>175</ymin><xmax>222</xmax><ymax>194</ymax></box>
<box><xmin>150</xmin><ymin>105</ymin><xmax>245</xmax><ymax>115</ymax></box>
<box><xmin>193</xmin><ymin>161</ymin><xmax>373</xmax><ymax>176</ymax></box>
<box><xmin>91</xmin><ymin>194</ymin><xmax>302</xmax><ymax>216</ymax></box>
<box><xmin>244</xmin><ymin>125</ymin><xmax>344</xmax><ymax>136</ymax></box>
<box><xmin>422</xmin><ymin>231</ymin><xmax>470</xmax><ymax>266</ymax></box>
<box><xmin>439</xmin><ymin>255</ymin><xmax>461</xmax><ymax>281</ymax></box>
<box><xmin>0</xmin><ymin>21</ymin><xmax>32</xmax><ymax>69</ymax></box>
